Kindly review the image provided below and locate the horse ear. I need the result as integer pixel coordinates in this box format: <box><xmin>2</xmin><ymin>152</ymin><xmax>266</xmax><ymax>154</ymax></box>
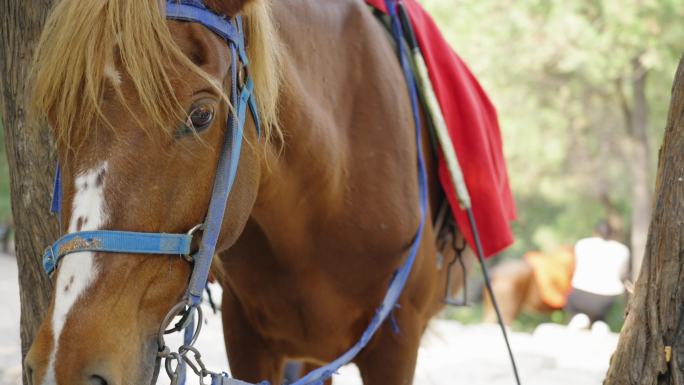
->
<box><xmin>203</xmin><ymin>0</ymin><xmax>256</xmax><ymax>17</ymax></box>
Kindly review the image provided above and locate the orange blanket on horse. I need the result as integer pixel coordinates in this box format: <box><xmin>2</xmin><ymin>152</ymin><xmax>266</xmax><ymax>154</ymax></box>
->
<box><xmin>524</xmin><ymin>248</ymin><xmax>575</xmax><ymax>309</ymax></box>
<box><xmin>367</xmin><ymin>0</ymin><xmax>516</xmax><ymax>257</ymax></box>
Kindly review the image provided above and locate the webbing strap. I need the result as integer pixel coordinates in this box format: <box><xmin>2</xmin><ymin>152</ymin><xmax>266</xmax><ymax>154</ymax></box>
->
<box><xmin>166</xmin><ymin>2</ymin><xmax>240</xmax><ymax>44</ymax></box>
<box><xmin>43</xmin><ymin>231</ymin><xmax>193</xmax><ymax>274</ymax></box>
<box><xmin>186</xmin><ymin>41</ymin><xmax>245</xmax><ymax>304</ymax></box>
<box><xmin>285</xmin><ymin>1</ymin><xmax>429</xmax><ymax>384</ymax></box>
<box><xmin>50</xmin><ymin>164</ymin><xmax>62</xmax><ymax>217</ymax></box>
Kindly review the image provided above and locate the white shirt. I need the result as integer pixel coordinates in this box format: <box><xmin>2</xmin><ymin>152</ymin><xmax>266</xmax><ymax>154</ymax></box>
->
<box><xmin>571</xmin><ymin>237</ymin><xmax>630</xmax><ymax>296</ymax></box>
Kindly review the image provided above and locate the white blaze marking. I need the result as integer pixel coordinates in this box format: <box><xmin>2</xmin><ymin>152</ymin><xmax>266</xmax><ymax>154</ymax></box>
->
<box><xmin>43</xmin><ymin>162</ymin><xmax>108</xmax><ymax>385</ymax></box>
<box><xmin>105</xmin><ymin>63</ymin><xmax>122</xmax><ymax>86</ymax></box>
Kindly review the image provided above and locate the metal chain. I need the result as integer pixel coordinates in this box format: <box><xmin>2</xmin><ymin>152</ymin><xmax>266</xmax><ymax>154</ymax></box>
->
<box><xmin>164</xmin><ymin>352</ymin><xmax>182</xmax><ymax>385</ymax></box>
<box><xmin>157</xmin><ymin>301</ymin><xmax>223</xmax><ymax>385</ymax></box>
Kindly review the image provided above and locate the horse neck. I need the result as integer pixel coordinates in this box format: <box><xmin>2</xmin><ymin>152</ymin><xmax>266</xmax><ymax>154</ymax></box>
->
<box><xmin>251</xmin><ymin>92</ymin><xmax>442</xmax><ymax>258</ymax></box>
<box><xmin>253</xmin><ymin>94</ymin><xmax>344</xmax><ymax>231</ymax></box>
<box><xmin>247</xmin><ymin>0</ymin><xmax>443</xmax><ymax>264</ymax></box>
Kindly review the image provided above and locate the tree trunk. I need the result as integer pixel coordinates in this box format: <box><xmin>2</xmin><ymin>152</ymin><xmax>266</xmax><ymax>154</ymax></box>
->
<box><xmin>627</xmin><ymin>56</ymin><xmax>653</xmax><ymax>281</ymax></box>
<box><xmin>603</xmin><ymin>55</ymin><xmax>684</xmax><ymax>385</ymax></box>
<box><xmin>0</xmin><ymin>0</ymin><xmax>56</xmax><ymax>383</ymax></box>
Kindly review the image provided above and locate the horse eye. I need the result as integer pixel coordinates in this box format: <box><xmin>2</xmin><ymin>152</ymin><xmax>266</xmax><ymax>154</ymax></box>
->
<box><xmin>185</xmin><ymin>104</ymin><xmax>215</xmax><ymax>133</ymax></box>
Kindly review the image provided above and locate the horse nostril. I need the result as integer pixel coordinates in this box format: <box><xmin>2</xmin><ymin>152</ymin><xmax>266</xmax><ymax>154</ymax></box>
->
<box><xmin>88</xmin><ymin>374</ymin><xmax>109</xmax><ymax>385</ymax></box>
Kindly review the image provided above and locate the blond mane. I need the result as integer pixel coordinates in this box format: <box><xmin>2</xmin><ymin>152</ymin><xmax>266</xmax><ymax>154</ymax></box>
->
<box><xmin>30</xmin><ymin>0</ymin><xmax>282</xmax><ymax>149</ymax></box>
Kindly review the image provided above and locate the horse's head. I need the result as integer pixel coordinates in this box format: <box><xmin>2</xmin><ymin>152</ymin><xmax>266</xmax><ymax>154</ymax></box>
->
<box><xmin>24</xmin><ymin>1</ymin><xmax>280</xmax><ymax>384</ymax></box>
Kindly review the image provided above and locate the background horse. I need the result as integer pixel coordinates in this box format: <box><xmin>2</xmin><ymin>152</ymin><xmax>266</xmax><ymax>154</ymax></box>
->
<box><xmin>483</xmin><ymin>248</ymin><xmax>574</xmax><ymax>325</ymax></box>
<box><xmin>24</xmin><ymin>1</ymin><xmax>466</xmax><ymax>384</ymax></box>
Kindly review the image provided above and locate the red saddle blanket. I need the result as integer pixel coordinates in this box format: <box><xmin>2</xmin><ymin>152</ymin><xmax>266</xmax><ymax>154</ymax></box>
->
<box><xmin>367</xmin><ymin>0</ymin><xmax>516</xmax><ymax>257</ymax></box>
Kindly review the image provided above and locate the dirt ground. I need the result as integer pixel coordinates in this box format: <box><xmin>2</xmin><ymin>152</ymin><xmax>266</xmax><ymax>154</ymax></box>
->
<box><xmin>0</xmin><ymin>254</ymin><xmax>616</xmax><ymax>385</ymax></box>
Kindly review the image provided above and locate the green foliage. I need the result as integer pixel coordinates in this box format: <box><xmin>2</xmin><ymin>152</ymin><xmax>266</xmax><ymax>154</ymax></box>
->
<box><xmin>423</xmin><ymin>0</ymin><xmax>683</xmax><ymax>255</ymax></box>
<box><xmin>423</xmin><ymin>0</ymin><xmax>681</xmax><ymax>331</ymax></box>
<box><xmin>443</xmin><ymin>303</ymin><xmax>484</xmax><ymax>325</ymax></box>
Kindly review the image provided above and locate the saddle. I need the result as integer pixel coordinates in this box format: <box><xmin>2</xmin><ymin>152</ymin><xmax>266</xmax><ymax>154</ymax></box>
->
<box><xmin>367</xmin><ymin>0</ymin><xmax>516</xmax><ymax>258</ymax></box>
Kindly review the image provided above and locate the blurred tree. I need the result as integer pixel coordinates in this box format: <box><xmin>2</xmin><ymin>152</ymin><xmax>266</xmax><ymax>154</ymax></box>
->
<box><xmin>604</xmin><ymin>53</ymin><xmax>684</xmax><ymax>385</ymax></box>
<box><xmin>0</xmin><ymin>120</ymin><xmax>11</xmax><ymax>221</ymax></box>
<box><xmin>424</xmin><ymin>0</ymin><xmax>683</xmax><ymax>278</ymax></box>
<box><xmin>0</xmin><ymin>0</ymin><xmax>56</xmax><ymax>383</ymax></box>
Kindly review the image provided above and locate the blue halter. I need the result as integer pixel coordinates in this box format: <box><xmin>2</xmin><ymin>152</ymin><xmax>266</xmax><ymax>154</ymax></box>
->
<box><xmin>43</xmin><ymin>1</ymin><xmax>427</xmax><ymax>385</ymax></box>
<box><xmin>44</xmin><ymin>1</ymin><xmax>258</xmax><ymax>307</ymax></box>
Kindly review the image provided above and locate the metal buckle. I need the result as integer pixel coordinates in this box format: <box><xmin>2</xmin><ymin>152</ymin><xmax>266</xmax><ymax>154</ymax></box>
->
<box><xmin>43</xmin><ymin>246</ymin><xmax>56</xmax><ymax>275</ymax></box>
<box><xmin>158</xmin><ymin>301</ymin><xmax>203</xmax><ymax>349</ymax></box>
<box><xmin>183</xmin><ymin>224</ymin><xmax>205</xmax><ymax>262</ymax></box>
<box><xmin>44</xmin><ymin>246</ymin><xmax>55</xmax><ymax>263</ymax></box>
<box><xmin>187</xmin><ymin>223</ymin><xmax>205</xmax><ymax>237</ymax></box>
<box><xmin>237</xmin><ymin>65</ymin><xmax>246</xmax><ymax>89</ymax></box>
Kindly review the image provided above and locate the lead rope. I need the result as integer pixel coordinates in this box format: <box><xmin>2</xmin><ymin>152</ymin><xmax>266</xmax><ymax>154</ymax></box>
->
<box><xmin>466</xmin><ymin>210</ymin><xmax>522</xmax><ymax>385</ymax></box>
<box><xmin>393</xmin><ymin>2</ymin><xmax>522</xmax><ymax>384</ymax></box>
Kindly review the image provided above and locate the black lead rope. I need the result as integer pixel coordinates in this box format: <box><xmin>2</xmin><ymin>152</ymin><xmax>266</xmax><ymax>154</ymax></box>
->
<box><xmin>394</xmin><ymin>3</ymin><xmax>522</xmax><ymax>385</ymax></box>
<box><xmin>467</xmin><ymin>208</ymin><xmax>522</xmax><ymax>385</ymax></box>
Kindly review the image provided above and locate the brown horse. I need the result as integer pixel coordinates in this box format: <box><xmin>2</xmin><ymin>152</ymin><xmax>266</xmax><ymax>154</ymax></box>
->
<box><xmin>483</xmin><ymin>249</ymin><xmax>574</xmax><ymax>325</ymax></box>
<box><xmin>24</xmin><ymin>1</ymin><xmax>467</xmax><ymax>385</ymax></box>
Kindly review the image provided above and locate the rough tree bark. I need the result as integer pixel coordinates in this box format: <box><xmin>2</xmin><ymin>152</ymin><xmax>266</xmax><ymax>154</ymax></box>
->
<box><xmin>604</xmin><ymin>55</ymin><xmax>684</xmax><ymax>384</ymax></box>
<box><xmin>0</xmin><ymin>0</ymin><xmax>56</xmax><ymax>383</ymax></box>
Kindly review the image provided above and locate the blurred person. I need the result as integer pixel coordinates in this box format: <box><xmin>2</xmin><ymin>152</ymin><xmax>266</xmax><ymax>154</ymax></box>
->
<box><xmin>566</xmin><ymin>221</ymin><xmax>629</xmax><ymax>331</ymax></box>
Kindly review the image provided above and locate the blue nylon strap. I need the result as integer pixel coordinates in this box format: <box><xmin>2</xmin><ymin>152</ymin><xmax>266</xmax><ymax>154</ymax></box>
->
<box><xmin>185</xmin><ymin>42</ymin><xmax>245</xmax><ymax>304</ymax></box>
<box><xmin>235</xmin><ymin>17</ymin><xmax>249</xmax><ymax>67</ymax></box>
<box><xmin>179</xmin><ymin>311</ymin><xmax>195</xmax><ymax>385</ymax></box>
<box><xmin>183</xmin><ymin>1</ymin><xmax>260</xmax><ymax>304</ymax></box>
<box><xmin>166</xmin><ymin>2</ymin><xmax>240</xmax><ymax>44</ymax></box>
<box><xmin>287</xmin><ymin>1</ymin><xmax>429</xmax><ymax>384</ymax></box>
<box><xmin>247</xmin><ymin>83</ymin><xmax>261</xmax><ymax>139</ymax></box>
<box><xmin>237</xmin><ymin>80</ymin><xmax>254</xmax><ymax>132</ymax></box>
<box><xmin>50</xmin><ymin>164</ymin><xmax>62</xmax><ymax>216</ymax></box>
<box><xmin>165</xmin><ymin>6</ymin><xmax>259</xmax><ymax>385</ymax></box>
<box><xmin>236</xmin><ymin>17</ymin><xmax>262</xmax><ymax>139</ymax></box>
<box><xmin>43</xmin><ymin>231</ymin><xmax>192</xmax><ymax>274</ymax></box>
